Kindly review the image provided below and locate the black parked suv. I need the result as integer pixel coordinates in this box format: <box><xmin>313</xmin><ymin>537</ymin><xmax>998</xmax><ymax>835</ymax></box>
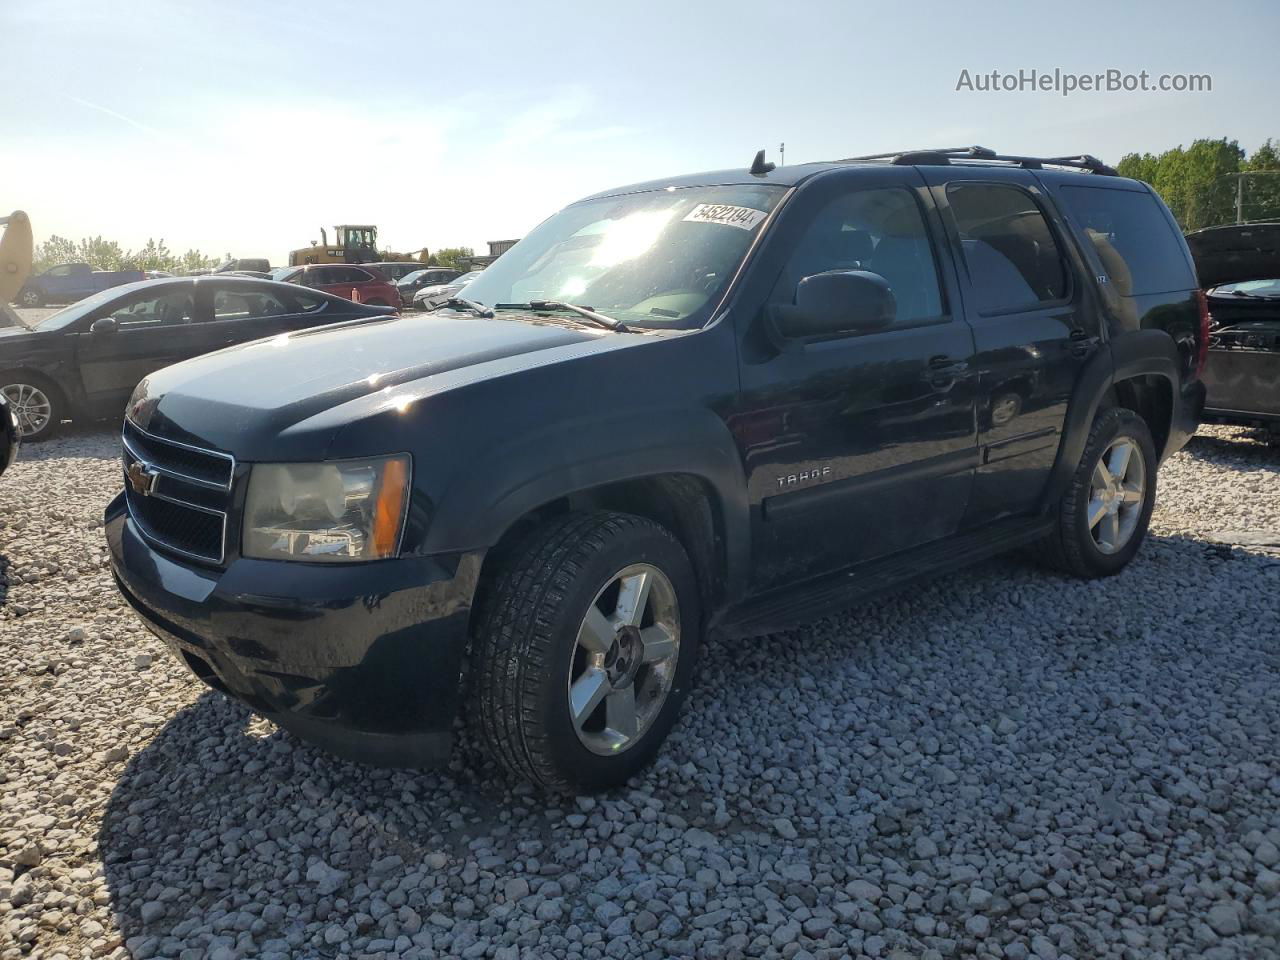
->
<box><xmin>106</xmin><ymin>147</ymin><xmax>1205</xmax><ymax>792</ymax></box>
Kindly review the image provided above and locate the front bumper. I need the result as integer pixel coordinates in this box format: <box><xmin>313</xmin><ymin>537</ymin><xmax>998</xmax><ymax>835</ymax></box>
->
<box><xmin>105</xmin><ymin>493</ymin><xmax>482</xmax><ymax>767</ymax></box>
<box><xmin>1166</xmin><ymin>378</ymin><xmax>1207</xmax><ymax>459</ymax></box>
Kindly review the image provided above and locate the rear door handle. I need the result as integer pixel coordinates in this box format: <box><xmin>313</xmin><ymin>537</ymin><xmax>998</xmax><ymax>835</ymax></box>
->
<box><xmin>1068</xmin><ymin>329</ymin><xmax>1099</xmax><ymax>358</ymax></box>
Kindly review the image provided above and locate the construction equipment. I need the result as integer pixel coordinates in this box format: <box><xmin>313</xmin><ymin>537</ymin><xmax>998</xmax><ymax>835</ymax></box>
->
<box><xmin>0</xmin><ymin>211</ymin><xmax>33</xmax><ymax>325</ymax></box>
<box><xmin>288</xmin><ymin>224</ymin><xmax>430</xmax><ymax>267</ymax></box>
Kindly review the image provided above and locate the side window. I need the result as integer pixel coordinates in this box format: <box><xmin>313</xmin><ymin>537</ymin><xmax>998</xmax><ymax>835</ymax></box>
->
<box><xmin>1056</xmin><ymin>186</ymin><xmax>1191</xmax><ymax>296</ymax></box>
<box><xmin>947</xmin><ymin>183</ymin><xmax>1068</xmax><ymax>314</ymax></box>
<box><xmin>211</xmin><ymin>286</ymin><xmax>291</xmax><ymax>321</ymax></box>
<box><xmin>290</xmin><ymin>291</ymin><xmax>330</xmax><ymax>313</ymax></box>
<box><xmin>109</xmin><ymin>289</ymin><xmax>194</xmax><ymax>327</ymax></box>
<box><xmin>47</xmin><ymin>265</ymin><xmax>74</xmax><ymax>278</ymax></box>
<box><xmin>772</xmin><ymin>187</ymin><xmax>944</xmax><ymax>326</ymax></box>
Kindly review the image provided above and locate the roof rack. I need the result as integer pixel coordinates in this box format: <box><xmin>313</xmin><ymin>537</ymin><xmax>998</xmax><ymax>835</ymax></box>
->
<box><xmin>838</xmin><ymin>145</ymin><xmax>1117</xmax><ymax>176</ymax></box>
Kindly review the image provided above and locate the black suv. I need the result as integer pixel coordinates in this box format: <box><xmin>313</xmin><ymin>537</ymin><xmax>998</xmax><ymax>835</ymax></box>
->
<box><xmin>106</xmin><ymin>147</ymin><xmax>1205</xmax><ymax>792</ymax></box>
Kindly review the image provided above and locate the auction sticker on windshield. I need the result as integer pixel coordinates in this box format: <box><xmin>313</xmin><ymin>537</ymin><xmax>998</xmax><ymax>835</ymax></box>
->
<box><xmin>682</xmin><ymin>203</ymin><xmax>768</xmax><ymax>231</ymax></box>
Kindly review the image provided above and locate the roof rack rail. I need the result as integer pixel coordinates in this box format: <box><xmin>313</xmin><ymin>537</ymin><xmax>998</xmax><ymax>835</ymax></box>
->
<box><xmin>838</xmin><ymin>145</ymin><xmax>1117</xmax><ymax>176</ymax></box>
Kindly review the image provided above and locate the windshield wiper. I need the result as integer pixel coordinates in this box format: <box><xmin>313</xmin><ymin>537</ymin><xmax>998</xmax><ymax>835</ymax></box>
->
<box><xmin>494</xmin><ymin>301</ymin><xmax>628</xmax><ymax>333</ymax></box>
<box><xmin>435</xmin><ymin>296</ymin><xmax>494</xmax><ymax>318</ymax></box>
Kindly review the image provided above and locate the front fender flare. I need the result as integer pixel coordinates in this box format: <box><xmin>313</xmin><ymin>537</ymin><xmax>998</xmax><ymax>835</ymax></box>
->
<box><xmin>423</xmin><ymin>406</ymin><xmax>751</xmax><ymax>598</ymax></box>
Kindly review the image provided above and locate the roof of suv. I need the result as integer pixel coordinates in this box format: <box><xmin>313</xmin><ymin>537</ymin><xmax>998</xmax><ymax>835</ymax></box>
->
<box><xmin>582</xmin><ymin>147</ymin><xmax>1129</xmax><ymax>202</ymax></box>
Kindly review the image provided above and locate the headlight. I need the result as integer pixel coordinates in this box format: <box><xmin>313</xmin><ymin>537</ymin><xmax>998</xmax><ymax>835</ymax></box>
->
<box><xmin>242</xmin><ymin>455</ymin><xmax>410</xmax><ymax>562</ymax></box>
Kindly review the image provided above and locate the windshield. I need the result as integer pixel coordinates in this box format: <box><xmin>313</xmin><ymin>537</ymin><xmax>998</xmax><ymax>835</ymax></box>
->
<box><xmin>270</xmin><ymin>267</ymin><xmax>298</xmax><ymax>282</ymax></box>
<box><xmin>461</xmin><ymin>184</ymin><xmax>785</xmax><ymax>329</ymax></box>
<box><xmin>401</xmin><ymin>269</ymin><xmax>427</xmax><ymax>284</ymax></box>
<box><xmin>1210</xmin><ymin>278</ymin><xmax>1280</xmax><ymax>298</ymax></box>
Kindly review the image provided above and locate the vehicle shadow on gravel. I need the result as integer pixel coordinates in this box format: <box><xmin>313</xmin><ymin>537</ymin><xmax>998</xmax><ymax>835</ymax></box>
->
<box><xmin>1183</xmin><ymin>428</ymin><xmax>1280</xmax><ymax>467</ymax></box>
<box><xmin>96</xmin><ymin>527</ymin><xmax>1280</xmax><ymax>958</ymax></box>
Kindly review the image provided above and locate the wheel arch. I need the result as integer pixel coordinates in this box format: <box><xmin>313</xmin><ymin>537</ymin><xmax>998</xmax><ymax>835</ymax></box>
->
<box><xmin>1040</xmin><ymin>330</ymin><xmax>1180</xmax><ymax>510</ymax></box>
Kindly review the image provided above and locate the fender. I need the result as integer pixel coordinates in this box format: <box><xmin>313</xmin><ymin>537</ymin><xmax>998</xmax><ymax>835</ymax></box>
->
<box><xmin>1039</xmin><ymin>329</ymin><xmax>1180</xmax><ymax>510</ymax></box>
<box><xmin>422</xmin><ymin>405</ymin><xmax>752</xmax><ymax>601</ymax></box>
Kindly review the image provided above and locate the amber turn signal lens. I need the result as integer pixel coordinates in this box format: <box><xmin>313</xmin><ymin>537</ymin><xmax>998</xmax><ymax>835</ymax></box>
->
<box><xmin>370</xmin><ymin>456</ymin><xmax>409</xmax><ymax>558</ymax></box>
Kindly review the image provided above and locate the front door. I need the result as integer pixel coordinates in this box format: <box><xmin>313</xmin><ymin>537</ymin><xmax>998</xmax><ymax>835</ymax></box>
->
<box><xmin>921</xmin><ymin>170</ymin><xmax>1103</xmax><ymax>524</ymax></box>
<box><xmin>75</xmin><ymin>285</ymin><xmax>214</xmax><ymax>412</ymax></box>
<box><xmin>731</xmin><ymin>170</ymin><xmax>979</xmax><ymax>591</ymax></box>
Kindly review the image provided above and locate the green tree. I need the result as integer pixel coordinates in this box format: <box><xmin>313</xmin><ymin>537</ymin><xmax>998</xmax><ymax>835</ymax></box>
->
<box><xmin>430</xmin><ymin>246</ymin><xmax>475</xmax><ymax>271</ymax></box>
<box><xmin>31</xmin><ymin>235</ymin><xmax>78</xmax><ymax>274</ymax></box>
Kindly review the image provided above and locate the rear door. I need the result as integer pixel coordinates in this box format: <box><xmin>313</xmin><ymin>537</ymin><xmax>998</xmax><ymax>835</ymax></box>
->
<box><xmin>206</xmin><ymin>280</ymin><xmax>369</xmax><ymax>345</ymax></box>
<box><xmin>74</xmin><ymin>284</ymin><xmax>214</xmax><ymax>412</ymax></box>
<box><xmin>922</xmin><ymin>170</ymin><xmax>1102</xmax><ymax>525</ymax></box>
<box><xmin>732</xmin><ymin>167</ymin><xmax>979</xmax><ymax>591</ymax></box>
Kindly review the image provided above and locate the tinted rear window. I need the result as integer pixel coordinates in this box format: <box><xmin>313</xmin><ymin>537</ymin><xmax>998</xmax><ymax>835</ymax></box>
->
<box><xmin>1057</xmin><ymin>186</ymin><xmax>1193</xmax><ymax>296</ymax></box>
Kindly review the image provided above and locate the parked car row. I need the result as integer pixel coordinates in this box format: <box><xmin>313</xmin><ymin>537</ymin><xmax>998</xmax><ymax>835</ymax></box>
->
<box><xmin>103</xmin><ymin>146</ymin><xmax>1211</xmax><ymax>792</ymax></box>
<box><xmin>14</xmin><ymin>262</ymin><xmax>145</xmax><ymax>307</ymax></box>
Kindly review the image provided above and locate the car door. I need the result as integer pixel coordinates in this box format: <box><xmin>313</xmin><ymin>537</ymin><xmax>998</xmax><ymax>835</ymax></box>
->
<box><xmin>731</xmin><ymin>169</ymin><xmax>979</xmax><ymax>591</ymax></box>
<box><xmin>921</xmin><ymin>170</ymin><xmax>1103</xmax><ymax>525</ymax></box>
<box><xmin>74</xmin><ymin>284</ymin><xmax>213</xmax><ymax>412</ymax></box>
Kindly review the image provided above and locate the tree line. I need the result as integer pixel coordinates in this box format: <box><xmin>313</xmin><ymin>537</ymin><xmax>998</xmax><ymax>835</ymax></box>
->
<box><xmin>31</xmin><ymin>236</ymin><xmax>478</xmax><ymax>275</ymax></box>
<box><xmin>1116</xmin><ymin>138</ymin><xmax>1280</xmax><ymax>231</ymax></box>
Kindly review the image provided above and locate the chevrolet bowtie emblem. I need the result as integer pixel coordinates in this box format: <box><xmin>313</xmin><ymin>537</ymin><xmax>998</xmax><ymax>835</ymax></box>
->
<box><xmin>127</xmin><ymin>461</ymin><xmax>157</xmax><ymax>497</ymax></box>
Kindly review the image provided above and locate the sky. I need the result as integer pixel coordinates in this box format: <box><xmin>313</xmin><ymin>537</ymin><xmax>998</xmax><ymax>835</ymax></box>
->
<box><xmin>2</xmin><ymin>0</ymin><xmax>1278</xmax><ymax>266</ymax></box>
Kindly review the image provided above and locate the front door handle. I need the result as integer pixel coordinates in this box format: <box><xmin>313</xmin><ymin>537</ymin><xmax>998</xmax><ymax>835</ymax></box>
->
<box><xmin>927</xmin><ymin>354</ymin><xmax>970</xmax><ymax>388</ymax></box>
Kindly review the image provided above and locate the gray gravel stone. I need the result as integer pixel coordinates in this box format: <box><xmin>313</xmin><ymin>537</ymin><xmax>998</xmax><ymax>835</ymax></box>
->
<box><xmin>1</xmin><ymin>424</ymin><xmax>1278</xmax><ymax>960</ymax></box>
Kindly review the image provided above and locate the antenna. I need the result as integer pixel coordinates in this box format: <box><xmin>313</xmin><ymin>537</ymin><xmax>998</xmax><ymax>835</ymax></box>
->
<box><xmin>749</xmin><ymin>149</ymin><xmax>775</xmax><ymax>175</ymax></box>
<box><xmin>779</xmin><ymin>142</ymin><xmax>785</xmax><ymax>167</ymax></box>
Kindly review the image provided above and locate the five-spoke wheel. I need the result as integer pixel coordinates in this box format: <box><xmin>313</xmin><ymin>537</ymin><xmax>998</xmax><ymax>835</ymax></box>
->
<box><xmin>569</xmin><ymin>563</ymin><xmax>681</xmax><ymax>756</ymax></box>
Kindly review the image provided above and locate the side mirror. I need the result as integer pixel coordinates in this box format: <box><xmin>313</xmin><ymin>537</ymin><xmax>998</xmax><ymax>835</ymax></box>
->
<box><xmin>89</xmin><ymin>317</ymin><xmax>118</xmax><ymax>335</ymax></box>
<box><xmin>776</xmin><ymin>270</ymin><xmax>896</xmax><ymax>339</ymax></box>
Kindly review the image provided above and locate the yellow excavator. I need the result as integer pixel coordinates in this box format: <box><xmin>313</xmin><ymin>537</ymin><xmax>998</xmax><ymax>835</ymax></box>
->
<box><xmin>1</xmin><ymin>211</ymin><xmax>33</xmax><ymax>325</ymax></box>
<box><xmin>288</xmin><ymin>224</ymin><xmax>429</xmax><ymax>266</ymax></box>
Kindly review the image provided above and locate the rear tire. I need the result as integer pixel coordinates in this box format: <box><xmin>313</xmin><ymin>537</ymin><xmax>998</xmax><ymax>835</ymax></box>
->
<box><xmin>0</xmin><ymin>372</ymin><xmax>63</xmax><ymax>441</ymax></box>
<box><xmin>1033</xmin><ymin>407</ymin><xmax>1156</xmax><ymax>578</ymax></box>
<box><xmin>469</xmin><ymin>511</ymin><xmax>700</xmax><ymax>792</ymax></box>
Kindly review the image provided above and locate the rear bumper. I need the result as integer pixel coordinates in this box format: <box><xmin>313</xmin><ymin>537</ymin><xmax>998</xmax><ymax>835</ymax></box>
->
<box><xmin>1166</xmin><ymin>379</ymin><xmax>1206</xmax><ymax>458</ymax></box>
<box><xmin>105</xmin><ymin>492</ymin><xmax>482</xmax><ymax>767</ymax></box>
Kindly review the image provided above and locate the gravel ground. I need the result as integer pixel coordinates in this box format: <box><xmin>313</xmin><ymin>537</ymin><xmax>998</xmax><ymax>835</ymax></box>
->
<box><xmin>1</xmin><ymin>424</ymin><xmax>1278</xmax><ymax>960</ymax></box>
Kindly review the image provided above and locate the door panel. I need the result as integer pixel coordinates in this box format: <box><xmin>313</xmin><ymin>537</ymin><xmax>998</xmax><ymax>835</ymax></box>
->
<box><xmin>729</xmin><ymin>169</ymin><xmax>978</xmax><ymax>591</ymax></box>
<box><xmin>75</xmin><ymin>286</ymin><xmax>215</xmax><ymax>413</ymax></box>
<box><xmin>922</xmin><ymin>170</ymin><xmax>1102</xmax><ymax>525</ymax></box>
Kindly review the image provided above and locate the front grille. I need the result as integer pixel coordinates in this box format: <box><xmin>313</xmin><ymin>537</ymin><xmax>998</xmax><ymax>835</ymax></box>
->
<box><xmin>122</xmin><ymin>420</ymin><xmax>235</xmax><ymax>565</ymax></box>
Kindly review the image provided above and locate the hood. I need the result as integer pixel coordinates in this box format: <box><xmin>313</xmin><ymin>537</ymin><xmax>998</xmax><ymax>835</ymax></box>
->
<box><xmin>132</xmin><ymin>312</ymin><xmax>606</xmax><ymax>456</ymax></box>
<box><xmin>0</xmin><ymin>323</ymin><xmax>37</xmax><ymax>339</ymax></box>
<box><xmin>1185</xmin><ymin>222</ymin><xmax>1280</xmax><ymax>289</ymax></box>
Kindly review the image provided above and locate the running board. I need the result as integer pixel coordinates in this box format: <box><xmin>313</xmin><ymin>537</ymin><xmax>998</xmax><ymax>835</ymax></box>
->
<box><xmin>716</xmin><ymin>516</ymin><xmax>1055</xmax><ymax>638</ymax></box>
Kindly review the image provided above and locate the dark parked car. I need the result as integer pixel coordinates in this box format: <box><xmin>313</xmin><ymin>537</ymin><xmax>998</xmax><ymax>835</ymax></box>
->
<box><xmin>14</xmin><ymin>263</ymin><xmax>146</xmax><ymax>308</ymax></box>
<box><xmin>0</xmin><ymin>392</ymin><xmax>18</xmax><ymax>476</ymax></box>
<box><xmin>0</xmin><ymin>276</ymin><xmax>394</xmax><ymax>439</ymax></box>
<box><xmin>374</xmin><ymin>262</ymin><xmax>434</xmax><ymax>283</ymax></box>
<box><xmin>395</xmin><ymin>267</ymin><xmax>462</xmax><ymax>307</ymax></box>
<box><xmin>412</xmin><ymin>269</ymin><xmax>483</xmax><ymax>310</ymax></box>
<box><xmin>271</xmin><ymin>264</ymin><xmax>400</xmax><ymax>306</ymax></box>
<box><xmin>107</xmin><ymin>147</ymin><xmax>1204</xmax><ymax>791</ymax></box>
<box><xmin>214</xmin><ymin>258</ymin><xmax>271</xmax><ymax>275</ymax></box>
<box><xmin>1184</xmin><ymin>222</ymin><xmax>1280</xmax><ymax>434</ymax></box>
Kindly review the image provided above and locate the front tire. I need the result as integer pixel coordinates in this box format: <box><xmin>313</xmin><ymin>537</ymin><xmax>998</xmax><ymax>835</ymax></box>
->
<box><xmin>470</xmin><ymin>511</ymin><xmax>700</xmax><ymax>792</ymax></box>
<box><xmin>1034</xmin><ymin>406</ymin><xmax>1156</xmax><ymax>578</ymax></box>
<box><xmin>0</xmin><ymin>373</ymin><xmax>63</xmax><ymax>441</ymax></box>
<box><xmin>17</xmin><ymin>288</ymin><xmax>43</xmax><ymax>308</ymax></box>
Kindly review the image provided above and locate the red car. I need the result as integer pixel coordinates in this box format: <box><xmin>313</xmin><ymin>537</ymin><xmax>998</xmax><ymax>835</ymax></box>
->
<box><xmin>271</xmin><ymin>264</ymin><xmax>399</xmax><ymax>307</ymax></box>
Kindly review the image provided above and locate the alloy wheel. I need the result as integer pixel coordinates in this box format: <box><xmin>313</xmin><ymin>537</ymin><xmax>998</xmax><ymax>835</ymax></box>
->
<box><xmin>2</xmin><ymin>383</ymin><xmax>52</xmax><ymax>437</ymax></box>
<box><xmin>568</xmin><ymin>563</ymin><xmax>681</xmax><ymax>756</ymax></box>
<box><xmin>1088</xmin><ymin>436</ymin><xmax>1146</xmax><ymax>554</ymax></box>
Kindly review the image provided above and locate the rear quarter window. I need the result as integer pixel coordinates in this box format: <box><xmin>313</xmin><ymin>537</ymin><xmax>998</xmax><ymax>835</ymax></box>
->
<box><xmin>1057</xmin><ymin>186</ymin><xmax>1193</xmax><ymax>296</ymax></box>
